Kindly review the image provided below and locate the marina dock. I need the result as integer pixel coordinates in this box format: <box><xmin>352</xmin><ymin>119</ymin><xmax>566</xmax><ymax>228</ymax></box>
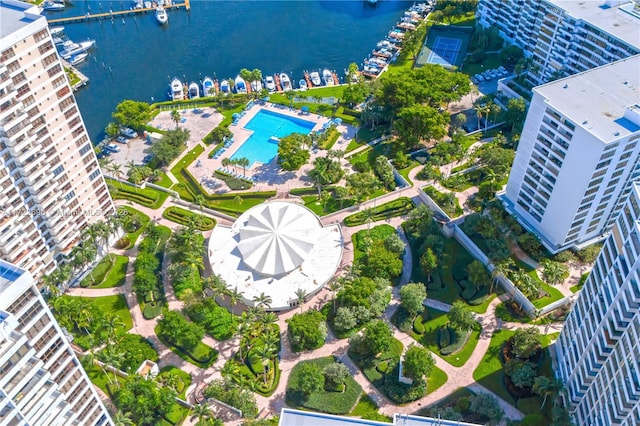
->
<box><xmin>46</xmin><ymin>0</ymin><xmax>190</xmax><ymax>25</ymax></box>
<box><xmin>331</xmin><ymin>71</ymin><xmax>340</xmax><ymax>86</ymax></box>
<box><xmin>274</xmin><ymin>74</ymin><xmax>282</xmax><ymax>92</ymax></box>
<box><xmin>304</xmin><ymin>71</ymin><xmax>313</xmax><ymax>88</ymax></box>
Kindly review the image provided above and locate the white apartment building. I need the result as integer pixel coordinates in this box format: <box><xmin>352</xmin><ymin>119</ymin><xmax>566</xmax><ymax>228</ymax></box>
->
<box><xmin>0</xmin><ymin>259</ymin><xmax>112</xmax><ymax>425</ymax></box>
<box><xmin>555</xmin><ymin>182</ymin><xmax>640</xmax><ymax>425</ymax></box>
<box><xmin>0</xmin><ymin>0</ymin><xmax>114</xmax><ymax>279</ymax></box>
<box><xmin>501</xmin><ymin>55</ymin><xmax>640</xmax><ymax>253</ymax></box>
<box><xmin>477</xmin><ymin>0</ymin><xmax>640</xmax><ymax>84</ymax></box>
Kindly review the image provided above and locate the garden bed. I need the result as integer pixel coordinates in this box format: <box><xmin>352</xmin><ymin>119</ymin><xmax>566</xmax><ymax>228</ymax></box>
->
<box><xmin>107</xmin><ymin>179</ymin><xmax>169</xmax><ymax>209</ymax></box>
<box><xmin>423</xmin><ymin>186</ymin><xmax>463</xmax><ymax>218</ymax></box>
<box><xmin>344</xmin><ymin>197</ymin><xmax>415</xmax><ymax>227</ymax></box>
<box><xmin>286</xmin><ymin>357</ymin><xmax>362</xmax><ymax>415</ymax></box>
<box><xmin>154</xmin><ymin>324</ymin><xmax>218</xmax><ymax>368</ymax></box>
<box><xmin>162</xmin><ymin>206</ymin><xmax>216</xmax><ymax>230</ymax></box>
<box><xmin>79</xmin><ymin>254</ymin><xmax>128</xmax><ymax>288</ymax></box>
<box><xmin>214</xmin><ymin>170</ymin><xmax>253</xmax><ymax>190</ymax></box>
<box><xmin>117</xmin><ymin>206</ymin><xmax>150</xmax><ymax>249</ymax></box>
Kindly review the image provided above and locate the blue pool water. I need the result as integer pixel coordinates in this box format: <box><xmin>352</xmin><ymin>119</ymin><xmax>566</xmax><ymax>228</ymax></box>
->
<box><xmin>232</xmin><ymin>110</ymin><xmax>315</xmax><ymax>168</ymax></box>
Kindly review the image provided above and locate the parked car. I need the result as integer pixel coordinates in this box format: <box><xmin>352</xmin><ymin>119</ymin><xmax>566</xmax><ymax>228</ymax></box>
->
<box><xmin>498</xmin><ymin>65</ymin><xmax>507</xmax><ymax>73</ymax></box>
<box><xmin>482</xmin><ymin>71</ymin><xmax>492</xmax><ymax>79</ymax></box>
<box><xmin>488</xmin><ymin>69</ymin><xmax>498</xmax><ymax>78</ymax></box>
<box><xmin>120</xmin><ymin>127</ymin><xmax>138</xmax><ymax>139</ymax></box>
<box><xmin>105</xmin><ymin>143</ymin><xmax>120</xmax><ymax>153</ymax></box>
<box><xmin>116</xmin><ymin>136</ymin><xmax>127</xmax><ymax>144</ymax></box>
<box><xmin>474</xmin><ymin>73</ymin><xmax>484</xmax><ymax>82</ymax></box>
<box><xmin>142</xmin><ymin>154</ymin><xmax>153</xmax><ymax>164</ymax></box>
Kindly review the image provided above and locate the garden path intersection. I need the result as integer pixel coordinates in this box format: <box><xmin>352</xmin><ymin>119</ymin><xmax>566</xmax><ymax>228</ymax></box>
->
<box><xmin>68</xmin><ymin>168</ymin><xmax>565</xmax><ymax>425</ymax></box>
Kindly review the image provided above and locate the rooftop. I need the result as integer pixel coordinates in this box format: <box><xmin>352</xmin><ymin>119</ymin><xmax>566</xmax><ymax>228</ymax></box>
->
<box><xmin>278</xmin><ymin>409</ymin><xmax>483</xmax><ymax>426</ymax></box>
<box><xmin>0</xmin><ymin>0</ymin><xmax>43</xmax><ymax>39</ymax></box>
<box><xmin>0</xmin><ymin>259</ymin><xmax>24</xmax><ymax>291</ymax></box>
<box><xmin>535</xmin><ymin>54</ymin><xmax>640</xmax><ymax>142</ymax></box>
<box><xmin>207</xmin><ymin>201</ymin><xmax>343</xmax><ymax>311</ymax></box>
<box><xmin>553</xmin><ymin>0</ymin><xmax>640</xmax><ymax>49</ymax></box>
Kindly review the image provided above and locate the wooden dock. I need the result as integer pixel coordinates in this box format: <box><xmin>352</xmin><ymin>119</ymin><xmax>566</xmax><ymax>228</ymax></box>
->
<box><xmin>46</xmin><ymin>0</ymin><xmax>190</xmax><ymax>25</ymax></box>
<box><xmin>331</xmin><ymin>71</ymin><xmax>340</xmax><ymax>86</ymax></box>
<box><xmin>274</xmin><ymin>74</ymin><xmax>282</xmax><ymax>92</ymax></box>
<box><xmin>213</xmin><ymin>79</ymin><xmax>220</xmax><ymax>95</ymax></box>
<box><xmin>304</xmin><ymin>71</ymin><xmax>313</xmax><ymax>88</ymax></box>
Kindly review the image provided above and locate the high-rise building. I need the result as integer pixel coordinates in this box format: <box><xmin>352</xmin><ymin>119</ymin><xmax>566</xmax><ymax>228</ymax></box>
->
<box><xmin>476</xmin><ymin>0</ymin><xmax>640</xmax><ymax>85</ymax></box>
<box><xmin>555</xmin><ymin>182</ymin><xmax>640</xmax><ymax>425</ymax></box>
<box><xmin>500</xmin><ymin>55</ymin><xmax>640</xmax><ymax>253</ymax></box>
<box><xmin>0</xmin><ymin>259</ymin><xmax>113</xmax><ymax>425</ymax></box>
<box><xmin>0</xmin><ymin>0</ymin><xmax>114</xmax><ymax>279</ymax></box>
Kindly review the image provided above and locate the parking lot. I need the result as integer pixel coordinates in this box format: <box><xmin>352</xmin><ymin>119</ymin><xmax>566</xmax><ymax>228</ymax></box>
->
<box><xmin>102</xmin><ymin>136</ymin><xmax>151</xmax><ymax>174</ymax></box>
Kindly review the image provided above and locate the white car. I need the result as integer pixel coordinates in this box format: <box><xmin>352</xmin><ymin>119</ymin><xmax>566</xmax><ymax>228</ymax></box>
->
<box><xmin>488</xmin><ymin>69</ymin><xmax>498</xmax><ymax>78</ymax></box>
<box><xmin>106</xmin><ymin>143</ymin><xmax>120</xmax><ymax>153</ymax></box>
<box><xmin>474</xmin><ymin>73</ymin><xmax>485</xmax><ymax>82</ymax></box>
<box><xmin>498</xmin><ymin>66</ymin><xmax>507</xmax><ymax>73</ymax></box>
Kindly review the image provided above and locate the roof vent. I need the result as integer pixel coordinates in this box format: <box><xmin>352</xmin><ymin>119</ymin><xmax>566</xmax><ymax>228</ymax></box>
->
<box><xmin>624</xmin><ymin>80</ymin><xmax>629</xmax><ymax>85</ymax></box>
<box><xmin>583</xmin><ymin>119</ymin><xmax>589</xmax><ymax>124</ymax></box>
<box><xmin>614</xmin><ymin>131</ymin><xmax>620</xmax><ymax>136</ymax></box>
<box><xmin>563</xmin><ymin>83</ymin><xmax>568</xmax><ymax>88</ymax></box>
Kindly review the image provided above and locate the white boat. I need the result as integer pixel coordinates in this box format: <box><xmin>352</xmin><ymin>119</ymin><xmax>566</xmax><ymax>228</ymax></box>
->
<box><xmin>78</xmin><ymin>39</ymin><xmax>96</xmax><ymax>50</ymax></box>
<box><xmin>202</xmin><ymin>76</ymin><xmax>215</xmax><ymax>97</ymax></box>
<box><xmin>220</xmin><ymin>79</ymin><xmax>231</xmax><ymax>94</ymax></box>
<box><xmin>144</xmin><ymin>0</ymin><xmax>152</xmax><ymax>7</ymax></box>
<box><xmin>50</xmin><ymin>26</ymin><xmax>65</xmax><ymax>35</ymax></box>
<box><xmin>43</xmin><ymin>2</ymin><xmax>65</xmax><ymax>10</ymax></box>
<box><xmin>264</xmin><ymin>76</ymin><xmax>276</xmax><ymax>92</ymax></box>
<box><xmin>69</xmin><ymin>53</ymin><xmax>88</xmax><ymax>66</ymax></box>
<box><xmin>170</xmin><ymin>77</ymin><xmax>183</xmax><ymax>101</ymax></box>
<box><xmin>322</xmin><ymin>69</ymin><xmax>334</xmax><ymax>86</ymax></box>
<box><xmin>298</xmin><ymin>79</ymin><xmax>308</xmax><ymax>90</ymax></box>
<box><xmin>234</xmin><ymin>75</ymin><xmax>247</xmax><ymax>94</ymax></box>
<box><xmin>52</xmin><ymin>36</ymin><xmax>65</xmax><ymax>45</ymax></box>
<box><xmin>279</xmin><ymin>73</ymin><xmax>292</xmax><ymax>91</ymax></box>
<box><xmin>309</xmin><ymin>71</ymin><xmax>321</xmax><ymax>86</ymax></box>
<box><xmin>59</xmin><ymin>39</ymin><xmax>95</xmax><ymax>60</ymax></box>
<box><xmin>155</xmin><ymin>7</ymin><xmax>168</xmax><ymax>25</ymax></box>
<box><xmin>250</xmin><ymin>80</ymin><xmax>263</xmax><ymax>93</ymax></box>
<box><xmin>188</xmin><ymin>82</ymin><xmax>200</xmax><ymax>99</ymax></box>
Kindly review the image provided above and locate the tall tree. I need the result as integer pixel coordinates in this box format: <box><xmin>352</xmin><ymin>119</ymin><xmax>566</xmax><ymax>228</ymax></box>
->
<box><xmin>399</xmin><ymin>282</ymin><xmax>427</xmax><ymax>318</ymax></box>
<box><xmin>447</xmin><ymin>301</ymin><xmax>476</xmax><ymax>332</ymax></box>
<box><xmin>402</xmin><ymin>344</ymin><xmax>434</xmax><ymax>383</ymax></box>
<box><xmin>112</xmin><ymin>100</ymin><xmax>151</xmax><ymax>129</ymax></box>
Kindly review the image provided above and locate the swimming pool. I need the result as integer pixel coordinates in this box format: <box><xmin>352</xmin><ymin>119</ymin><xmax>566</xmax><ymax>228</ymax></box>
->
<box><xmin>231</xmin><ymin>109</ymin><xmax>315</xmax><ymax>168</ymax></box>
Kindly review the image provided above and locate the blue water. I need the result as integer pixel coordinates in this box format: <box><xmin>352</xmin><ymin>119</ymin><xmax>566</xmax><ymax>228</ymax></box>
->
<box><xmin>47</xmin><ymin>0</ymin><xmax>413</xmax><ymax>141</ymax></box>
<box><xmin>232</xmin><ymin>109</ymin><xmax>315</xmax><ymax>167</ymax></box>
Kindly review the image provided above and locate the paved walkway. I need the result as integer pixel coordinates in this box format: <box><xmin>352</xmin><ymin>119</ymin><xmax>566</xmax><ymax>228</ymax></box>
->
<box><xmin>76</xmin><ymin>135</ymin><xmax>570</xmax><ymax>424</ymax></box>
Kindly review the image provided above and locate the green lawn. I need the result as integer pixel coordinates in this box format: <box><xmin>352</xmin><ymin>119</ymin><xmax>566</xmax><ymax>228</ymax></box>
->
<box><xmin>159</xmin><ymin>366</ymin><xmax>192</xmax><ymax>424</ymax></box>
<box><xmin>162</xmin><ymin>206</ymin><xmax>216</xmax><ymax>231</ymax></box>
<box><xmin>397</xmin><ymin>161</ymin><xmax>419</xmax><ymax>185</ymax></box>
<box><xmin>117</xmin><ymin>206</ymin><xmax>150</xmax><ymax>248</ymax></box>
<box><xmin>80</xmin><ymin>254</ymin><xmax>128</xmax><ymax>288</ymax></box>
<box><xmin>423</xmin><ymin>186</ymin><xmax>463</xmax><ymax>218</ymax></box>
<box><xmin>461</xmin><ymin>53</ymin><xmax>503</xmax><ymax>77</ymax></box>
<box><xmin>73</xmin><ymin>294</ymin><xmax>133</xmax><ymax>331</ymax></box>
<box><xmin>408</xmin><ymin>307</ymin><xmax>481</xmax><ymax>367</ymax></box>
<box><xmin>286</xmin><ymin>356</ymin><xmax>362</xmax><ymax>415</ymax></box>
<box><xmin>170</xmin><ymin>145</ymin><xmax>205</xmax><ymax>177</ymax></box>
<box><xmin>532</xmin><ymin>280</ymin><xmax>566</xmax><ymax>309</ymax></box>
<box><xmin>352</xmin><ymin>224</ymin><xmax>396</xmax><ymax>263</ymax></box>
<box><xmin>350</xmin><ymin>394</ymin><xmax>392</xmax><ymax>422</ymax></box>
<box><xmin>344</xmin><ymin>197</ymin><xmax>415</xmax><ymax>227</ymax></box>
<box><xmin>570</xmin><ymin>273</ymin><xmax>589</xmax><ymax>293</ymax></box>
<box><xmin>154</xmin><ymin>324</ymin><xmax>218</xmax><ymax>369</ymax></box>
<box><xmin>154</xmin><ymin>172</ymin><xmax>174</xmax><ymax>188</ymax></box>
<box><xmin>472</xmin><ymin>329</ymin><xmax>517</xmax><ymax>406</ymax></box>
<box><xmin>107</xmin><ymin>178</ymin><xmax>169</xmax><ymax>209</ymax></box>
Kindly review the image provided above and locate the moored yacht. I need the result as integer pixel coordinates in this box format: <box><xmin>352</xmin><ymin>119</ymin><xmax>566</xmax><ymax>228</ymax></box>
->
<box><xmin>220</xmin><ymin>79</ymin><xmax>231</xmax><ymax>94</ymax></box>
<box><xmin>188</xmin><ymin>82</ymin><xmax>200</xmax><ymax>99</ymax></box>
<box><xmin>279</xmin><ymin>73</ymin><xmax>292</xmax><ymax>91</ymax></box>
<box><xmin>170</xmin><ymin>77</ymin><xmax>183</xmax><ymax>101</ymax></box>
<box><xmin>202</xmin><ymin>76</ymin><xmax>215</xmax><ymax>97</ymax></box>
<box><xmin>69</xmin><ymin>53</ymin><xmax>88</xmax><ymax>66</ymax></box>
<box><xmin>298</xmin><ymin>79</ymin><xmax>308</xmax><ymax>90</ymax></box>
<box><xmin>322</xmin><ymin>69</ymin><xmax>334</xmax><ymax>86</ymax></box>
<box><xmin>50</xmin><ymin>26</ymin><xmax>65</xmax><ymax>35</ymax></box>
<box><xmin>264</xmin><ymin>76</ymin><xmax>276</xmax><ymax>92</ymax></box>
<box><xmin>309</xmin><ymin>71</ymin><xmax>321</xmax><ymax>86</ymax></box>
<box><xmin>42</xmin><ymin>2</ymin><xmax>65</xmax><ymax>11</ymax></box>
<box><xmin>155</xmin><ymin>6</ymin><xmax>168</xmax><ymax>25</ymax></box>
<box><xmin>250</xmin><ymin>80</ymin><xmax>263</xmax><ymax>93</ymax></box>
<box><xmin>234</xmin><ymin>75</ymin><xmax>247</xmax><ymax>94</ymax></box>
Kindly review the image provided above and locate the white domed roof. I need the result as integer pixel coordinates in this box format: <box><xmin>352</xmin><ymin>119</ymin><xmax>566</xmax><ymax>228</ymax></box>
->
<box><xmin>237</xmin><ymin>202</ymin><xmax>319</xmax><ymax>276</ymax></box>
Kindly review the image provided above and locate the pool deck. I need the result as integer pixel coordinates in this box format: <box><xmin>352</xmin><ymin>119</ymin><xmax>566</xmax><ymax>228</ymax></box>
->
<box><xmin>187</xmin><ymin>102</ymin><xmax>356</xmax><ymax>194</ymax></box>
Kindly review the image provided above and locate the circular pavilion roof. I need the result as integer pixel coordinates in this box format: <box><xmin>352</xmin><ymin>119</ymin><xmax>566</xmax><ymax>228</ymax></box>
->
<box><xmin>237</xmin><ymin>203</ymin><xmax>318</xmax><ymax>276</ymax></box>
<box><xmin>207</xmin><ymin>201</ymin><xmax>344</xmax><ymax>311</ymax></box>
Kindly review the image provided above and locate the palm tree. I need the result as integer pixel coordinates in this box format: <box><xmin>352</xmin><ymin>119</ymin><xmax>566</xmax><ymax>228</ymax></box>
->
<box><xmin>221</xmin><ymin>157</ymin><xmax>231</xmax><ymax>172</ymax></box>
<box><xmin>254</xmin><ymin>344</ymin><xmax>275</xmax><ymax>385</ymax></box>
<box><xmin>238</xmin><ymin>157</ymin><xmax>249</xmax><ymax>176</ymax></box>
<box><xmin>106</xmin><ymin>315</ymin><xmax>125</xmax><ymax>343</ymax></box>
<box><xmin>227</xmin><ymin>286</ymin><xmax>244</xmax><ymax>315</ymax></box>
<box><xmin>514</xmin><ymin>270</ymin><xmax>539</xmax><ymax>298</ymax></box>
<box><xmin>295</xmin><ymin>288</ymin><xmax>307</xmax><ymax>312</ymax></box>
<box><xmin>328</xmin><ymin>279</ymin><xmax>343</xmax><ymax>315</ymax></box>
<box><xmin>221</xmin><ymin>361</ymin><xmax>241</xmax><ymax>380</ymax></box>
<box><xmin>101</xmin><ymin>347</ymin><xmax>124</xmax><ymax>386</ymax></box>
<box><xmin>158</xmin><ymin>370</ymin><xmax>182</xmax><ymax>392</ymax></box>
<box><xmin>170</xmin><ymin>109</ymin><xmax>181</xmax><ymax>129</ymax></box>
<box><xmin>490</xmin><ymin>258</ymin><xmax>514</xmax><ymax>293</ymax></box>
<box><xmin>108</xmin><ymin>163</ymin><xmax>124</xmax><ymax>188</ymax></box>
<box><xmin>112</xmin><ymin>411</ymin><xmax>134</xmax><ymax>426</ymax></box>
<box><xmin>533</xmin><ymin>376</ymin><xmax>564</xmax><ymax>408</ymax></box>
<box><xmin>252</xmin><ymin>292</ymin><xmax>272</xmax><ymax>309</ymax></box>
<box><xmin>260</xmin><ymin>311</ymin><xmax>278</xmax><ymax>336</ymax></box>
<box><xmin>190</xmin><ymin>403</ymin><xmax>214</xmax><ymax>425</ymax></box>
<box><xmin>308</xmin><ymin>160</ymin><xmax>329</xmax><ymax>197</ymax></box>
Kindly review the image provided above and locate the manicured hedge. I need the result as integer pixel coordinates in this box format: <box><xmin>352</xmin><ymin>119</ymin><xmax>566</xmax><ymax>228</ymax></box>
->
<box><xmin>344</xmin><ymin>197</ymin><xmax>415</xmax><ymax>227</ymax></box>
<box><xmin>214</xmin><ymin>171</ymin><xmax>253</xmax><ymax>190</ymax></box>
<box><xmin>143</xmin><ymin>302</ymin><xmax>163</xmax><ymax>319</ymax></box>
<box><xmin>162</xmin><ymin>206</ymin><xmax>216</xmax><ymax>230</ymax></box>
<box><xmin>107</xmin><ymin>179</ymin><xmax>168</xmax><ymax>209</ymax></box>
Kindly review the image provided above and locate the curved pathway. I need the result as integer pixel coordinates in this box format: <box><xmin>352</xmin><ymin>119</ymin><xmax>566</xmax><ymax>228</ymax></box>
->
<box><xmin>74</xmin><ymin>159</ymin><xmax>564</xmax><ymax>424</ymax></box>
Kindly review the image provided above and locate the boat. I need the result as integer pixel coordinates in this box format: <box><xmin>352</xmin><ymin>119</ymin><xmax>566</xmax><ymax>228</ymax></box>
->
<box><xmin>322</xmin><ymin>69</ymin><xmax>334</xmax><ymax>86</ymax></box>
<box><xmin>59</xmin><ymin>39</ymin><xmax>95</xmax><ymax>60</ymax></box>
<box><xmin>309</xmin><ymin>72</ymin><xmax>321</xmax><ymax>86</ymax></box>
<box><xmin>234</xmin><ymin>75</ymin><xmax>247</xmax><ymax>94</ymax></box>
<box><xmin>250</xmin><ymin>80</ymin><xmax>263</xmax><ymax>93</ymax></box>
<box><xmin>188</xmin><ymin>82</ymin><xmax>200</xmax><ymax>99</ymax></box>
<box><xmin>50</xmin><ymin>26</ymin><xmax>65</xmax><ymax>35</ymax></box>
<box><xmin>170</xmin><ymin>77</ymin><xmax>183</xmax><ymax>101</ymax></box>
<box><xmin>367</xmin><ymin>0</ymin><xmax>378</xmax><ymax>3</ymax></box>
<box><xmin>69</xmin><ymin>53</ymin><xmax>88</xmax><ymax>66</ymax></box>
<box><xmin>264</xmin><ymin>76</ymin><xmax>276</xmax><ymax>92</ymax></box>
<box><xmin>42</xmin><ymin>2</ymin><xmax>65</xmax><ymax>10</ymax></box>
<box><xmin>279</xmin><ymin>73</ymin><xmax>292</xmax><ymax>91</ymax></box>
<box><xmin>202</xmin><ymin>76</ymin><xmax>215</xmax><ymax>97</ymax></box>
<box><xmin>220</xmin><ymin>79</ymin><xmax>231</xmax><ymax>94</ymax></box>
<box><xmin>52</xmin><ymin>36</ymin><xmax>65</xmax><ymax>45</ymax></box>
<box><xmin>78</xmin><ymin>39</ymin><xmax>96</xmax><ymax>50</ymax></box>
<box><xmin>155</xmin><ymin>7</ymin><xmax>168</xmax><ymax>25</ymax></box>
<box><xmin>298</xmin><ymin>79</ymin><xmax>308</xmax><ymax>90</ymax></box>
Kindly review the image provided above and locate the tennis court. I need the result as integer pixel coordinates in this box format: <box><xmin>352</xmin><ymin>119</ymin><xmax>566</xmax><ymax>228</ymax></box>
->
<box><xmin>416</xmin><ymin>25</ymin><xmax>471</xmax><ymax>69</ymax></box>
<box><xmin>428</xmin><ymin>36</ymin><xmax>462</xmax><ymax>67</ymax></box>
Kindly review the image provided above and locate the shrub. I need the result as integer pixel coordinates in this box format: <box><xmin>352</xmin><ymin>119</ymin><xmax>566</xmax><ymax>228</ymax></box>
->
<box><xmin>214</xmin><ymin>170</ymin><xmax>253</xmax><ymax>190</ymax></box>
<box><xmin>520</xmin><ymin>413</ymin><xmax>547</xmax><ymax>426</ymax></box>
<box><xmin>143</xmin><ymin>302</ymin><xmax>163</xmax><ymax>319</ymax></box>
<box><xmin>438</xmin><ymin>327</ymin><xmax>451</xmax><ymax>348</ymax></box>
<box><xmin>383</xmin><ymin>363</ymin><xmax>427</xmax><ymax>404</ymax></box>
<box><xmin>454</xmin><ymin>396</ymin><xmax>470</xmax><ymax>413</ymax></box>
<box><xmin>517</xmin><ymin>397</ymin><xmax>544</xmax><ymax>415</ymax></box>
<box><xmin>440</xmin><ymin>330</ymin><xmax>471</xmax><ymax>356</ymax></box>
<box><xmin>184</xmin><ymin>298</ymin><xmax>236</xmax><ymax>341</ymax></box>
<box><xmin>162</xmin><ymin>206</ymin><xmax>216</xmax><ymax>231</ymax></box>
<box><xmin>287</xmin><ymin>310</ymin><xmax>328</xmax><ymax>352</ymax></box>
<box><xmin>413</xmin><ymin>314</ymin><xmax>426</xmax><ymax>334</ymax></box>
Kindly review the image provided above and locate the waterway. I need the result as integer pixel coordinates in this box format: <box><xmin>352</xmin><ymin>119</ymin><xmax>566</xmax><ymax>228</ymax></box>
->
<box><xmin>48</xmin><ymin>0</ymin><xmax>413</xmax><ymax>141</ymax></box>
